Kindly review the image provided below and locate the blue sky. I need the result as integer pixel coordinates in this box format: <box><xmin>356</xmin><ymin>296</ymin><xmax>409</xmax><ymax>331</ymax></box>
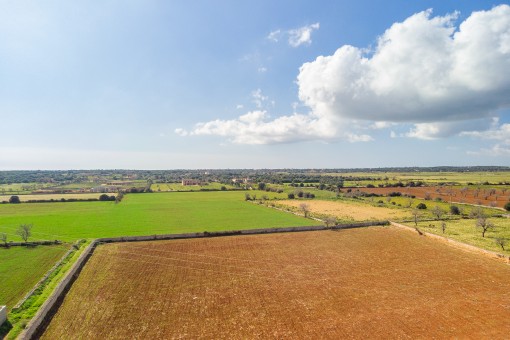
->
<box><xmin>1</xmin><ymin>0</ymin><xmax>510</xmax><ymax>169</ymax></box>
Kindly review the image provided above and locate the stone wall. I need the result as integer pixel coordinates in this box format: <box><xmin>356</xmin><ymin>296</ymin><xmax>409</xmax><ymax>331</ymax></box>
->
<box><xmin>0</xmin><ymin>306</ymin><xmax>6</xmax><ymax>327</ymax></box>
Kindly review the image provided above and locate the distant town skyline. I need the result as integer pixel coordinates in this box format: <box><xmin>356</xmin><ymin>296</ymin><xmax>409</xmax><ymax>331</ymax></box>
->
<box><xmin>1</xmin><ymin>1</ymin><xmax>509</xmax><ymax>170</ymax></box>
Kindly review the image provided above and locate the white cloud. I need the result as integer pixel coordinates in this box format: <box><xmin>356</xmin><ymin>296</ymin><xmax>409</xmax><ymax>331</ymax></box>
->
<box><xmin>251</xmin><ymin>88</ymin><xmax>268</xmax><ymax>109</ymax></box>
<box><xmin>297</xmin><ymin>5</ymin><xmax>510</xmax><ymax>123</ymax></box>
<box><xmin>288</xmin><ymin>23</ymin><xmax>320</xmax><ymax>47</ymax></box>
<box><xmin>405</xmin><ymin>119</ymin><xmax>494</xmax><ymax>140</ymax></box>
<box><xmin>236</xmin><ymin>104</ymin><xmax>244</xmax><ymax>109</ymax></box>
<box><xmin>180</xmin><ymin>5</ymin><xmax>510</xmax><ymax>145</ymax></box>
<box><xmin>267</xmin><ymin>29</ymin><xmax>281</xmax><ymax>42</ymax></box>
<box><xmin>257</xmin><ymin>66</ymin><xmax>267</xmax><ymax>73</ymax></box>
<box><xmin>267</xmin><ymin>23</ymin><xmax>320</xmax><ymax>47</ymax></box>
<box><xmin>174</xmin><ymin>128</ymin><xmax>188</xmax><ymax>137</ymax></box>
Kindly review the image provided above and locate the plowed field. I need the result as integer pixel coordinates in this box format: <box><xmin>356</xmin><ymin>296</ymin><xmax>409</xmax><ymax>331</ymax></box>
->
<box><xmin>357</xmin><ymin>186</ymin><xmax>510</xmax><ymax>208</ymax></box>
<box><xmin>43</xmin><ymin>227</ymin><xmax>510</xmax><ymax>339</ymax></box>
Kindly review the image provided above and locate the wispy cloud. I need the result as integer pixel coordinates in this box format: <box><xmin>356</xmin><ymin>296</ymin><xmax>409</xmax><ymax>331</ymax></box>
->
<box><xmin>267</xmin><ymin>23</ymin><xmax>320</xmax><ymax>47</ymax></box>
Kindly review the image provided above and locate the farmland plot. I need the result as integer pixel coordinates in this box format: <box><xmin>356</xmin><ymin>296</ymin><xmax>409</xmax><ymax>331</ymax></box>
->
<box><xmin>43</xmin><ymin>227</ymin><xmax>510</xmax><ymax>339</ymax></box>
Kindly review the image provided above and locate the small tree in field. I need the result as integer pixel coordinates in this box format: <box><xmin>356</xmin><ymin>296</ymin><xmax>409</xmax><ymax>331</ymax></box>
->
<box><xmin>504</xmin><ymin>202</ymin><xmax>510</xmax><ymax>212</ymax></box>
<box><xmin>411</xmin><ymin>208</ymin><xmax>421</xmax><ymax>226</ymax></box>
<box><xmin>324</xmin><ymin>216</ymin><xmax>337</xmax><ymax>228</ymax></box>
<box><xmin>299</xmin><ymin>203</ymin><xmax>310</xmax><ymax>218</ymax></box>
<box><xmin>431</xmin><ymin>205</ymin><xmax>444</xmax><ymax>220</ymax></box>
<box><xmin>1</xmin><ymin>232</ymin><xmax>7</xmax><ymax>246</ymax></box>
<box><xmin>16</xmin><ymin>224</ymin><xmax>32</xmax><ymax>243</ymax></box>
<box><xmin>9</xmin><ymin>195</ymin><xmax>21</xmax><ymax>204</ymax></box>
<box><xmin>494</xmin><ymin>238</ymin><xmax>507</xmax><ymax>251</ymax></box>
<box><xmin>441</xmin><ymin>222</ymin><xmax>446</xmax><ymax>234</ymax></box>
<box><xmin>475</xmin><ymin>217</ymin><xmax>494</xmax><ymax>238</ymax></box>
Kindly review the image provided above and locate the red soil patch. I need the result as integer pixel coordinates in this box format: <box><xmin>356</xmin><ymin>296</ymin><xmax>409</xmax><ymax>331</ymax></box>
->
<box><xmin>43</xmin><ymin>228</ymin><xmax>510</xmax><ymax>339</ymax></box>
<box><xmin>356</xmin><ymin>186</ymin><xmax>510</xmax><ymax>208</ymax></box>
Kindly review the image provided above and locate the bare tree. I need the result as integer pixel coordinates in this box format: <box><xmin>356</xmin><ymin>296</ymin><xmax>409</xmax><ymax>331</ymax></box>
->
<box><xmin>431</xmin><ymin>205</ymin><xmax>445</xmax><ymax>220</ymax></box>
<box><xmin>469</xmin><ymin>206</ymin><xmax>484</xmax><ymax>219</ymax></box>
<box><xmin>299</xmin><ymin>203</ymin><xmax>311</xmax><ymax>218</ymax></box>
<box><xmin>16</xmin><ymin>224</ymin><xmax>33</xmax><ymax>243</ymax></box>
<box><xmin>324</xmin><ymin>216</ymin><xmax>337</xmax><ymax>228</ymax></box>
<box><xmin>494</xmin><ymin>238</ymin><xmax>507</xmax><ymax>251</ymax></box>
<box><xmin>411</xmin><ymin>209</ymin><xmax>421</xmax><ymax>227</ymax></box>
<box><xmin>475</xmin><ymin>217</ymin><xmax>495</xmax><ymax>238</ymax></box>
<box><xmin>0</xmin><ymin>232</ymin><xmax>7</xmax><ymax>246</ymax></box>
<box><xmin>405</xmin><ymin>198</ymin><xmax>414</xmax><ymax>208</ymax></box>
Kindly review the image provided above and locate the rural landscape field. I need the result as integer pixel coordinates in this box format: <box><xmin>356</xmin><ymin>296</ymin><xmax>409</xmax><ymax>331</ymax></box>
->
<box><xmin>3</xmin><ymin>1</ymin><xmax>510</xmax><ymax>339</ymax></box>
<box><xmin>43</xmin><ymin>228</ymin><xmax>510</xmax><ymax>339</ymax></box>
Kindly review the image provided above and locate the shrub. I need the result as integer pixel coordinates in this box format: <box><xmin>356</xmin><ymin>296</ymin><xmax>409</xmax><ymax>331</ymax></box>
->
<box><xmin>9</xmin><ymin>195</ymin><xmax>21</xmax><ymax>204</ymax></box>
<box><xmin>416</xmin><ymin>203</ymin><xmax>427</xmax><ymax>210</ymax></box>
<box><xmin>504</xmin><ymin>202</ymin><xmax>510</xmax><ymax>212</ymax></box>
<box><xmin>287</xmin><ymin>193</ymin><xmax>295</xmax><ymax>199</ymax></box>
<box><xmin>450</xmin><ymin>205</ymin><xmax>460</xmax><ymax>215</ymax></box>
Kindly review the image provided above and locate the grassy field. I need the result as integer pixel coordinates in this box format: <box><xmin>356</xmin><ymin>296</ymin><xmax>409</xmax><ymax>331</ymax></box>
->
<box><xmin>0</xmin><ymin>193</ymin><xmax>112</xmax><ymax>203</ymax></box>
<box><xmin>151</xmin><ymin>182</ymin><xmax>238</xmax><ymax>191</ymax></box>
<box><xmin>415</xmin><ymin>217</ymin><xmax>510</xmax><ymax>255</ymax></box>
<box><xmin>0</xmin><ymin>245</ymin><xmax>69</xmax><ymax>309</ymax></box>
<box><xmin>0</xmin><ymin>191</ymin><xmax>317</xmax><ymax>243</ymax></box>
<box><xmin>42</xmin><ymin>227</ymin><xmax>510</xmax><ymax>339</ymax></box>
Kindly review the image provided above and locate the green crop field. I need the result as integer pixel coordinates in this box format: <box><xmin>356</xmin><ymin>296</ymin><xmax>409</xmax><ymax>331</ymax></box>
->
<box><xmin>0</xmin><ymin>191</ymin><xmax>316</xmax><ymax>242</ymax></box>
<box><xmin>0</xmin><ymin>245</ymin><xmax>69</xmax><ymax>309</ymax></box>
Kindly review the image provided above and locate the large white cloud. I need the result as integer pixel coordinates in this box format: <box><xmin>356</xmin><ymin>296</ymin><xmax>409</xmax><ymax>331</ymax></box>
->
<box><xmin>180</xmin><ymin>5</ymin><xmax>510</xmax><ymax>145</ymax></box>
<box><xmin>298</xmin><ymin>5</ymin><xmax>510</xmax><ymax>123</ymax></box>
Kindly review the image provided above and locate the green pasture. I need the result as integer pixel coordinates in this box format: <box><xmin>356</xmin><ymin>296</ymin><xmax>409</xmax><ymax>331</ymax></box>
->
<box><xmin>151</xmin><ymin>182</ymin><xmax>238</xmax><ymax>192</ymax></box>
<box><xmin>0</xmin><ymin>191</ymin><xmax>318</xmax><ymax>243</ymax></box>
<box><xmin>0</xmin><ymin>245</ymin><xmax>69</xmax><ymax>309</ymax></box>
<box><xmin>415</xmin><ymin>217</ymin><xmax>510</xmax><ymax>255</ymax></box>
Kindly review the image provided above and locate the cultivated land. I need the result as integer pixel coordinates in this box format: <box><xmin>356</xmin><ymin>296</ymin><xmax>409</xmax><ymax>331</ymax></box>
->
<box><xmin>0</xmin><ymin>191</ymin><xmax>317</xmax><ymax>242</ymax></box>
<box><xmin>274</xmin><ymin>199</ymin><xmax>410</xmax><ymax>221</ymax></box>
<box><xmin>43</xmin><ymin>227</ymin><xmax>510</xmax><ymax>339</ymax></box>
<box><xmin>0</xmin><ymin>193</ymin><xmax>113</xmax><ymax>203</ymax></box>
<box><xmin>0</xmin><ymin>246</ymin><xmax>69</xmax><ymax>309</ymax></box>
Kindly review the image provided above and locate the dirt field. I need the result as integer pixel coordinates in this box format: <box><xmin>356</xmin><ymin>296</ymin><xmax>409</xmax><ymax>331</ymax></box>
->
<box><xmin>43</xmin><ymin>227</ymin><xmax>510</xmax><ymax>339</ymax></box>
<box><xmin>356</xmin><ymin>186</ymin><xmax>510</xmax><ymax>208</ymax></box>
<box><xmin>276</xmin><ymin>199</ymin><xmax>409</xmax><ymax>221</ymax></box>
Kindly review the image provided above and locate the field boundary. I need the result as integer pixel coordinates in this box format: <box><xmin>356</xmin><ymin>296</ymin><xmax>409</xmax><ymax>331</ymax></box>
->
<box><xmin>18</xmin><ymin>221</ymin><xmax>389</xmax><ymax>339</ymax></box>
<box><xmin>389</xmin><ymin>221</ymin><xmax>510</xmax><ymax>264</ymax></box>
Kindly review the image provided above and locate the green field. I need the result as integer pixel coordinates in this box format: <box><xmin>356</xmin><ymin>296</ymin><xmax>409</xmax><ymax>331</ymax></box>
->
<box><xmin>0</xmin><ymin>245</ymin><xmax>69</xmax><ymax>309</ymax></box>
<box><xmin>415</xmin><ymin>217</ymin><xmax>510</xmax><ymax>255</ymax></box>
<box><xmin>0</xmin><ymin>191</ymin><xmax>317</xmax><ymax>242</ymax></box>
<box><xmin>151</xmin><ymin>182</ymin><xmax>238</xmax><ymax>192</ymax></box>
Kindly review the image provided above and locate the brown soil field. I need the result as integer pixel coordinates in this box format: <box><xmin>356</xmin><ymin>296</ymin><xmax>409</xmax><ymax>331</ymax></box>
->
<box><xmin>43</xmin><ymin>227</ymin><xmax>510</xmax><ymax>339</ymax></box>
<box><xmin>276</xmin><ymin>199</ymin><xmax>409</xmax><ymax>221</ymax></box>
<box><xmin>356</xmin><ymin>186</ymin><xmax>510</xmax><ymax>208</ymax></box>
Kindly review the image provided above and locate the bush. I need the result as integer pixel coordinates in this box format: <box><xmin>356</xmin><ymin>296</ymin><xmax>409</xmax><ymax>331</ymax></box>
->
<box><xmin>416</xmin><ymin>203</ymin><xmax>427</xmax><ymax>210</ymax></box>
<box><xmin>450</xmin><ymin>205</ymin><xmax>461</xmax><ymax>215</ymax></box>
<box><xmin>505</xmin><ymin>202</ymin><xmax>510</xmax><ymax>212</ymax></box>
<box><xmin>287</xmin><ymin>193</ymin><xmax>295</xmax><ymax>199</ymax></box>
<box><xmin>9</xmin><ymin>195</ymin><xmax>21</xmax><ymax>204</ymax></box>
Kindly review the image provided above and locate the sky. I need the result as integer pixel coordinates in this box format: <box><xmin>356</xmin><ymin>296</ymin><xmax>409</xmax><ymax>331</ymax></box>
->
<box><xmin>1</xmin><ymin>0</ymin><xmax>510</xmax><ymax>170</ymax></box>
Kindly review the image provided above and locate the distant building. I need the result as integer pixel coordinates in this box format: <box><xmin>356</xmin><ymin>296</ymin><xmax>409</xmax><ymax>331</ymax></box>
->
<box><xmin>181</xmin><ymin>179</ymin><xmax>200</xmax><ymax>186</ymax></box>
<box><xmin>232</xmin><ymin>178</ymin><xmax>249</xmax><ymax>184</ymax></box>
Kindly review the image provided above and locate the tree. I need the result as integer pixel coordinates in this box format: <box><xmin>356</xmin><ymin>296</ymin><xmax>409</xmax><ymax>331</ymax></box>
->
<box><xmin>257</xmin><ymin>182</ymin><xmax>266</xmax><ymax>190</ymax></box>
<box><xmin>441</xmin><ymin>222</ymin><xmax>446</xmax><ymax>234</ymax></box>
<box><xmin>324</xmin><ymin>216</ymin><xmax>337</xmax><ymax>228</ymax></box>
<box><xmin>299</xmin><ymin>203</ymin><xmax>310</xmax><ymax>218</ymax></box>
<box><xmin>411</xmin><ymin>209</ymin><xmax>421</xmax><ymax>226</ymax></box>
<box><xmin>416</xmin><ymin>203</ymin><xmax>427</xmax><ymax>210</ymax></box>
<box><xmin>494</xmin><ymin>238</ymin><xmax>507</xmax><ymax>251</ymax></box>
<box><xmin>287</xmin><ymin>193</ymin><xmax>295</xmax><ymax>199</ymax></box>
<box><xmin>9</xmin><ymin>195</ymin><xmax>21</xmax><ymax>204</ymax></box>
<box><xmin>0</xmin><ymin>232</ymin><xmax>7</xmax><ymax>246</ymax></box>
<box><xmin>504</xmin><ymin>202</ymin><xmax>510</xmax><ymax>212</ymax></box>
<box><xmin>449</xmin><ymin>205</ymin><xmax>460</xmax><ymax>215</ymax></box>
<box><xmin>431</xmin><ymin>205</ymin><xmax>444</xmax><ymax>220</ymax></box>
<box><xmin>99</xmin><ymin>194</ymin><xmax>111</xmax><ymax>201</ymax></box>
<box><xmin>16</xmin><ymin>224</ymin><xmax>32</xmax><ymax>243</ymax></box>
<box><xmin>475</xmin><ymin>217</ymin><xmax>495</xmax><ymax>238</ymax></box>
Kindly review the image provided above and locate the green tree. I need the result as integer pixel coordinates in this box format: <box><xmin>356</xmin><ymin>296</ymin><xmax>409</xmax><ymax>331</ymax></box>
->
<box><xmin>9</xmin><ymin>195</ymin><xmax>20</xmax><ymax>204</ymax></box>
<box><xmin>16</xmin><ymin>224</ymin><xmax>32</xmax><ymax>243</ymax></box>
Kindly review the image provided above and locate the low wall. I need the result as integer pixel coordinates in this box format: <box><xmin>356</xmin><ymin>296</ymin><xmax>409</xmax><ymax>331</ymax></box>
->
<box><xmin>19</xmin><ymin>221</ymin><xmax>389</xmax><ymax>339</ymax></box>
<box><xmin>0</xmin><ymin>306</ymin><xmax>6</xmax><ymax>327</ymax></box>
<box><xmin>390</xmin><ymin>221</ymin><xmax>510</xmax><ymax>264</ymax></box>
